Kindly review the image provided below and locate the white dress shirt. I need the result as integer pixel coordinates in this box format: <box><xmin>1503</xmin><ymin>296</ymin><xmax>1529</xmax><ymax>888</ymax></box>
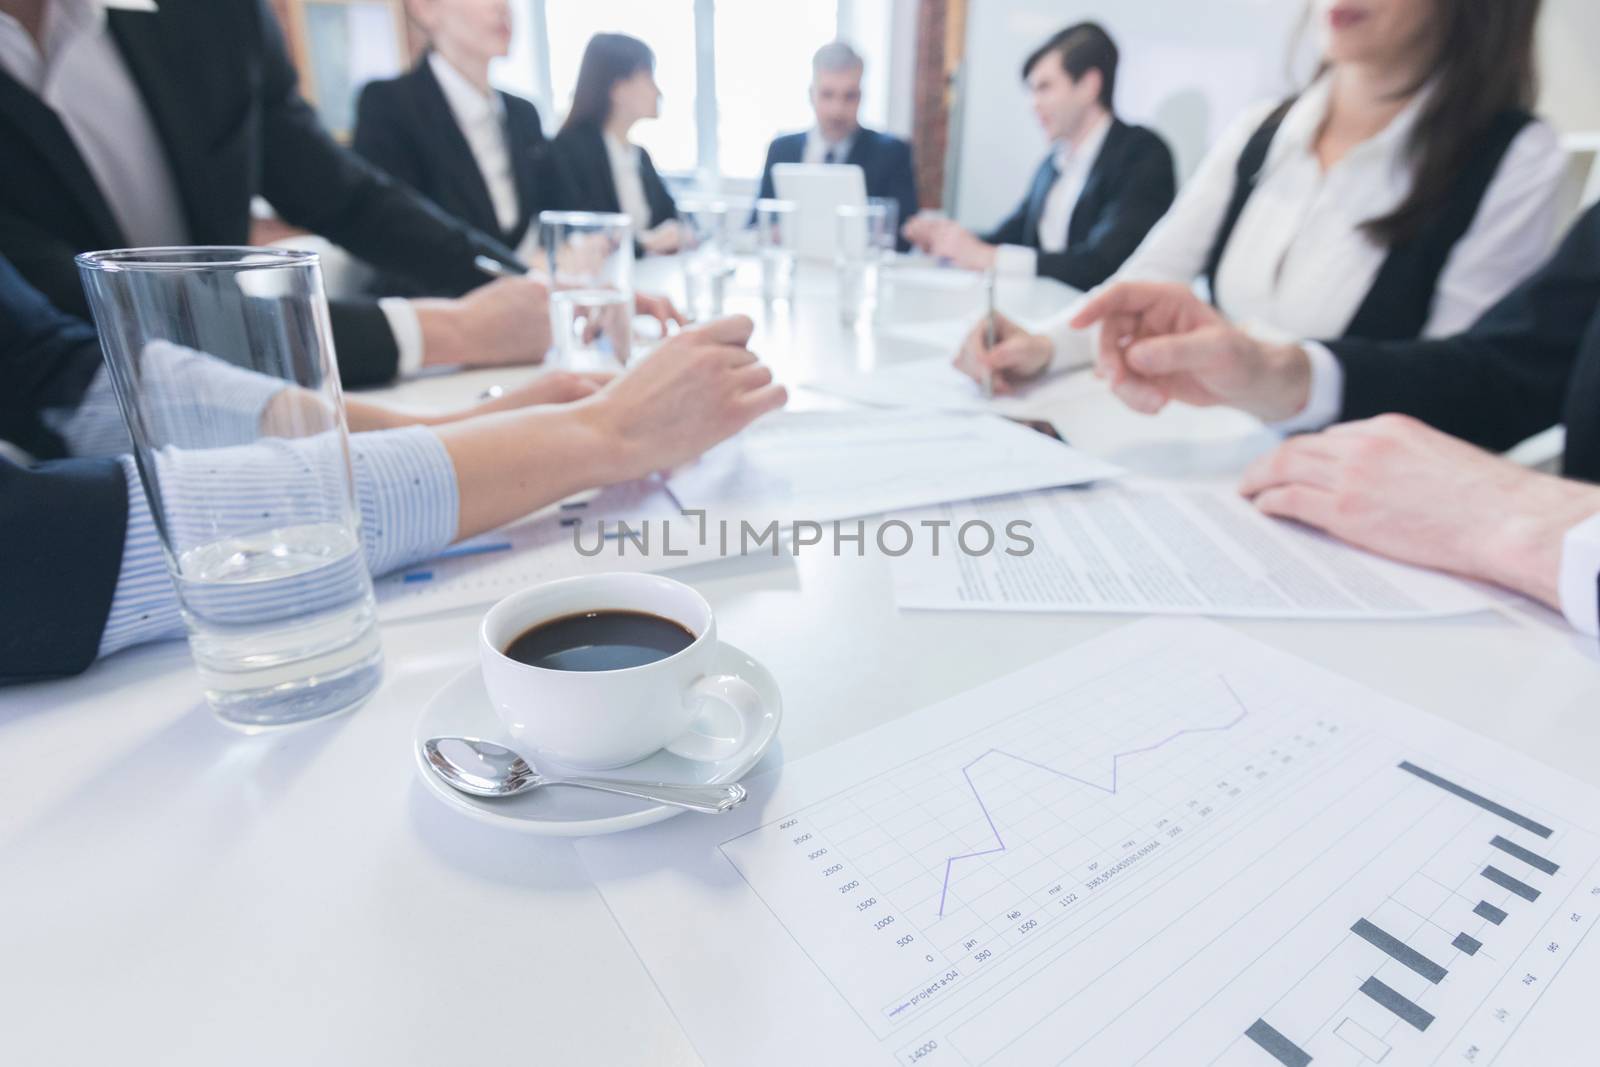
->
<box><xmin>428</xmin><ymin>52</ymin><xmax>519</xmax><ymax>235</ymax></box>
<box><xmin>1044</xmin><ymin>75</ymin><xmax>1565</xmax><ymax>376</ymax></box>
<box><xmin>0</xmin><ymin>0</ymin><xmax>189</xmax><ymax>247</ymax></box>
<box><xmin>604</xmin><ymin>131</ymin><xmax>653</xmax><ymax>235</ymax></box>
<box><xmin>995</xmin><ymin>112</ymin><xmax>1112</xmax><ymax>278</ymax></box>
<box><xmin>803</xmin><ymin>127</ymin><xmax>857</xmax><ymax>166</ymax></box>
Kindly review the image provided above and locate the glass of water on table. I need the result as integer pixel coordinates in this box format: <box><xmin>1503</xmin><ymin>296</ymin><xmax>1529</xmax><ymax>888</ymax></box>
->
<box><xmin>754</xmin><ymin>198</ymin><xmax>797</xmax><ymax>303</ymax></box>
<box><xmin>836</xmin><ymin>200</ymin><xmax>891</xmax><ymax>326</ymax></box>
<box><xmin>679</xmin><ymin>198</ymin><xmax>735</xmax><ymax>321</ymax></box>
<box><xmin>76</xmin><ymin>247</ymin><xmax>381</xmax><ymax>730</ymax></box>
<box><xmin>539</xmin><ymin>210</ymin><xmax>635</xmax><ymax>371</ymax></box>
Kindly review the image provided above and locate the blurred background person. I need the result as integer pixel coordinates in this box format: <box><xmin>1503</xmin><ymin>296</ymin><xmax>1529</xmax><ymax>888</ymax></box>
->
<box><xmin>353</xmin><ymin>0</ymin><xmax>550</xmax><ymax>292</ymax></box>
<box><xmin>904</xmin><ymin>22</ymin><xmax>1175</xmax><ymax>288</ymax></box>
<box><xmin>546</xmin><ymin>32</ymin><xmax>683</xmax><ymax>256</ymax></box>
<box><xmin>755</xmin><ymin>40</ymin><xmax>918</xmax><ymax>251</ymax></box>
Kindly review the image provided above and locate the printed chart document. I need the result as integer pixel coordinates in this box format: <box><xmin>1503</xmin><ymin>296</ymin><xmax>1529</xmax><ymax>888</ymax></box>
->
<box><xmin>665</xmin><ymin>411</ymin><xmax>1121</xmax><ymax>526</ymax></box>
<box><xmin>577</xmin><ymin>619</ymin><xmax>1600</xmax><ymax>1067</ymax></box>
<box><xmin>890</xmin><ymin>483</ymin><xmax>1493</xmax><ymax>619</ymax></box>
<box><xmin>373</xmin><ymin>480</ymin><xmax>717</xmax><ymax>621</ymax></box>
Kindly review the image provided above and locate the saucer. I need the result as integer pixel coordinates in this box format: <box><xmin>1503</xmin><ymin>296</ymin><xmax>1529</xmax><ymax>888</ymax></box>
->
<box><xmin>413</xmin><ymin>642</ymin><xmax>781</xmax><ymax>836</ymax></box>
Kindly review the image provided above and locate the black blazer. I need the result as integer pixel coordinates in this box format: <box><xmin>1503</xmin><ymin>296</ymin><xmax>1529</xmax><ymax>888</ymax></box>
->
<box><xmin>983</xmin><ymin>118</ymin><xmax>1176</xmax><ymax>291</ymax></box>
<box><xmin>1326</xmin><ymin>201</ymin><xmax>1600</xmax><ymax>482</ymax></box>
<box><xmin>0</xmin><ymin>254</ymin><xmax>103</xmax><ymax>459</ymax></box>
<box><xmin>544</xmin><ymin>122</ymin><xmax>678</xmax><ymax>235</ymax></box>
<box><xmin>756</xmin><ymin>126</ymin><xmax>918</xmax><ymax>250</ymax></box>
<box><xmin>0</xmin><ymin>0</ymin><xmax>520</xmax><ymax>387</ymax></box>
<box><xmin>0</xmin><ymin>255</ymin><xmax>131</xmax><ymax>682</ymax></box>
<box><xmin>353</xmin><ymin>57</ymin><xmax>551</xmax><ymax>294</ymax></box>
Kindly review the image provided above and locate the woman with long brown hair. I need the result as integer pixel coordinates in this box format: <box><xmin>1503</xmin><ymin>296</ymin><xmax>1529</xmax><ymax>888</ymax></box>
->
<box><xmin>958</xmin><ymin>0</ymin><xmax>1565</xmax><ymax>397</ymax></box>
<box><xmin>546</xmin><ymin>33</ymin><xmax>684</xmax><ymax>255</ymax></box>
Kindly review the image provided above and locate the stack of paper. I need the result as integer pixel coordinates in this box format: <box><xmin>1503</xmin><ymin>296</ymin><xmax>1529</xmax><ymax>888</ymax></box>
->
<box><xmin>664</xmin><ymin>410</ymin><xmax>1122</xmax><ymax>527</ymax></box>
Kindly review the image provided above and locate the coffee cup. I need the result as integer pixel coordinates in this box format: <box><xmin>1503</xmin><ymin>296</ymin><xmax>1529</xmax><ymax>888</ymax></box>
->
<box><xmin>478</xmin><ymin>573</ymin><xmax>761</xmax><ymax>770</ymax></box>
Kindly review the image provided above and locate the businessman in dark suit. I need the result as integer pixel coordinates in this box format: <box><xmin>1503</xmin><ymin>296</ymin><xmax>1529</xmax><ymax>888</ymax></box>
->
<box><xmin>0</xmin><ymin>0</ymin><xmax>551</xmax><ymax>387</ymax></box>
<box><xmin>1068</xmin><ymin>201</ymin><xmax>1600</xmax><ymax>636</ymax></box>
<box><xmin>904</xmin><ymin>23</ymin><xmax>1175</xmax><ymax>291</ymax></box>
<box><xmin>755</xmin><ymin>41</ymin><xmax>918</xmax><ymax>251</ymax></box>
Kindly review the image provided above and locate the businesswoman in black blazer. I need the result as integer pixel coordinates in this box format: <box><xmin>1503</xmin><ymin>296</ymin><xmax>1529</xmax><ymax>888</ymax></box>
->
<box><xmin>546</xmin><ymin>33</ymin><xmax>684</xmax><ymax>255</ymax></box>
<box><xmin>353</xmin><ymin>0</ymin><xmax>550</xmax><ymax>292</ymax></box>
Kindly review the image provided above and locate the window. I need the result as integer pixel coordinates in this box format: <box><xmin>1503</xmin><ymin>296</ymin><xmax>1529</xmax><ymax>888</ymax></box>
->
<box><xmin>496</xmin><ymin>0</ymin><xmax>906</xmax><ymax>184</ymax></box>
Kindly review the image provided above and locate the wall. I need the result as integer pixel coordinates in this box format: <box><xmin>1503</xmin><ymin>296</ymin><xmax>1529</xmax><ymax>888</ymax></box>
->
<box><xmin>950</xmin><ymin>0</ymin><xmax>1600</xmax><ymax>230</ymax></box>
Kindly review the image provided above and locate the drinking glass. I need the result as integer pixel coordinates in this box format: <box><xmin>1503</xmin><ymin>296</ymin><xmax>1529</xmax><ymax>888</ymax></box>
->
<box><xmin>76</xmin><ymin>246</ymin><xmax>380</xmax><ymax>730</ymax></box>
<box><xmin>868</xmin><ymin>196</ymin><xmax>900</xmax><ymax>256</ymax></box>
<box><xmin>540</xmin><ymin>210</ymin><xmax>635</xmax><ymax>370</ymax></box>
<box><xmin>754</xmin><ymin>198</ymin><xmax>797</xmax><ymax>303</ymax></box>
<box><xmin>836</xmin><ymin>201</ymin><xmax>890</xmax><ymax>326</ymax></box>
<box><xmin>680</xmin><ymin>199</ymin><xmax>735</xmax><ymax>320</ymax></box>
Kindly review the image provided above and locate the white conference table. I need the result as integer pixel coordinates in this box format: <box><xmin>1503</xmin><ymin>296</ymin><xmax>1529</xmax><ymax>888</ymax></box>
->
<box><xmin>3</xmin><ymin>257</ymin><xmax>1599</xmax><ymax>1066</ymax></box>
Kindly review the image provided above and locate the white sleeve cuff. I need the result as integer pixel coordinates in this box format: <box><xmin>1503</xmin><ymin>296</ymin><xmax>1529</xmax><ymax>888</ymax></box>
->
<box><xmin>994</xmin><ymin>244</ymin><xmax>1038</xmax><ymax>279</ymax></box>
<box><xmin>379</xmin><ymin>297</ymin><xmax>426</xmax><ymax>378</ymax></box>
<box><xmin>1558</xmin><ymin>511</ymin><xmax>1600</xmax><ymax>636</ymax></box>
<box><xmin>1268</xmin><ymin>341</ymin><xmax>1345</xmax><ymax>435</ymax></box>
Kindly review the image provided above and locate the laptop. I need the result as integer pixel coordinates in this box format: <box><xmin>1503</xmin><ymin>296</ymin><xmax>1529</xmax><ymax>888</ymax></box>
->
<box><xmin>772</xmin><ymin>163</ymin><xmax>868</xmax><ymax>261</ymax></box>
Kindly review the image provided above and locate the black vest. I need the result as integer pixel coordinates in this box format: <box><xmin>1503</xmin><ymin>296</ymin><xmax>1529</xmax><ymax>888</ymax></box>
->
<box><xmin>1202</xmin><ymin>102</ymin><xmax>1534</xmax><ymax>342</ymax></box>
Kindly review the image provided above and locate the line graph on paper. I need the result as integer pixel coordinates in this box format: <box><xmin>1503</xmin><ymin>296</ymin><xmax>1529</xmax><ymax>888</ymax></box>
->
<box><xmin>715</xmin><ymin>636</ymin><xmax>1600</xmax><ymax>1066</ymax></box>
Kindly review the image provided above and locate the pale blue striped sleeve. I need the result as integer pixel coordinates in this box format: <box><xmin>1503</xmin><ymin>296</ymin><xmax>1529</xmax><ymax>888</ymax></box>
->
<box><xmin>46</xmin><ymin>341</ymin><xmax>287</xmax><ymax>459</ymax></box>
<box><xmin>98</xmin><ymin>427</ymin><xmax>460</xmax><ymax>658</ymax></box>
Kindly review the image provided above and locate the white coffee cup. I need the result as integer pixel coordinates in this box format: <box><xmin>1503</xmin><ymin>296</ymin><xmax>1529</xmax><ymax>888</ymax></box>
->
<box><xmin>479</xmin><ymin>573</ymin><xmax>762</xmax><ymax>770</ymax></box>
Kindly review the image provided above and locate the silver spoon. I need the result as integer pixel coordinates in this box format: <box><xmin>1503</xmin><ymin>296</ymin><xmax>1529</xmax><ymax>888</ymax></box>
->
<box><xmin>424</xmin><ymin>736</ymin><xmax>746</xmax><ymax>814</ymax></box>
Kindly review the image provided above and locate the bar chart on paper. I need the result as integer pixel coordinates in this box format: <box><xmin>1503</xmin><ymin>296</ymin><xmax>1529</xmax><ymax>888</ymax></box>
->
<box><xmin>577</xmin><ymin>621</ymin><xmax>1600</xmax><ymax>1066</ymax></box>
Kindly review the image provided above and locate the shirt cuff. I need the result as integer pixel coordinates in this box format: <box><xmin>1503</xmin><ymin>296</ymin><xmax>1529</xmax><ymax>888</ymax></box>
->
<box><xmin>1268</xmin><ymin>341</ymin><xmax>1345</xmax><ymax>435</ymax></box>
<box><xmin>1558</xmin><ymin>511</ymin><xmax>1600</xmax><ymax>637</ymax></box>
<box><xmin>350</xmin><ymin>425</ymin><xmax>460</xmax><ymax>575</ymax></box>
<box><xmin>97</xmin><ymin>457</ymin><xmax>184</xmax><ymax>658</ymax></box>
<box><xmin>379</xmin><ymin>297</ymin><xmax>426</xmax><ymax>378</ymax></box>
<box><xmin>994</xmin><ymin>244</ymin><xmax>1038</xmax><ymax>279</ymax></box>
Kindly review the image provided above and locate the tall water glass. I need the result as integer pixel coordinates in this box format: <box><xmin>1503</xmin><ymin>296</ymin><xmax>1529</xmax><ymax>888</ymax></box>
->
<box><xmin>868</xmin><ymin>196</ymin><xmax>900</xmax><ymax>256</ymax></box>
<box><xmin>680</xmin><ymin>199</ymin><xmax>734</xmax><ymax>320</ymax></box>
<box><xmin>77</xmin><ymin>247</ymin><xmax>380</xmax><ymax>730</ymax></box>
<box><xmin>754</xmin><ymin>198</ymin><xmax>798</xmax><ymax>303</ymax></box>
<box><xmin>836</xmin><ymin>201</ymin><xmax>890</xmax><ymax>326</ymax></box>
<box><xmin>540</xmin><ymin>210</ymin><xmax>635</xmax><ymax>370</ymax></box>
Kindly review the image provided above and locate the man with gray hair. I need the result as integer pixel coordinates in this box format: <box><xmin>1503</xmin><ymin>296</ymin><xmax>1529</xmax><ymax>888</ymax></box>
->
<box><xmin>756</xmin><ymin>40</ymin><xmax>918</xmax><ymax>249</ymax></box>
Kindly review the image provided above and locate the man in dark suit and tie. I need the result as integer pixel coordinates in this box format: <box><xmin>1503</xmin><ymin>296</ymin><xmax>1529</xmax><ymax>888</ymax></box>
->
<box><xmin>0</xmin><ymin>0</ymin><xmax>551</xmax><ymax>387</ymax></box>
<box><xmin>755</xmin><ymin>41</ymin><xmax>918</xmax><ymax>250</ymax></box>
<box><xmin>1067</xmin><ymin>201</ymin><xmax>1600</xmax><ymax>637</ymax></box>
<box><xmin>904</xmin><ymin>22</ymin><xmax>1175</xmax><ymax>291</ymax></box>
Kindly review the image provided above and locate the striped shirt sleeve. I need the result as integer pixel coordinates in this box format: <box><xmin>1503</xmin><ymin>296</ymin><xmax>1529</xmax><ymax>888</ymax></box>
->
<box><xmin>98</xmin><ymin>426</ymin><xmax>459</xmax><ymax>658</ymax></box>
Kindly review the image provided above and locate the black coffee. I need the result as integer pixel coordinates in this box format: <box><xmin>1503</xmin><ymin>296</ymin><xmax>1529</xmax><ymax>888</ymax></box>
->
<box><xmin>504</xmin><ymin>610</ymin><xmax>696</xmax><ymax>672</ymax></box>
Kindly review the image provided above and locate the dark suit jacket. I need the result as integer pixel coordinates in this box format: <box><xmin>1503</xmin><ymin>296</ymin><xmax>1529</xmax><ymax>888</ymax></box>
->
<box><xmin>352</xmin><ymin>57</ymin><xmax>551</xmax><ymax>295</ymax></box>
<box><xmin>982</xmin><ymin>118</ymin><xmax>1176</xmax><ymax>291</ymax></box>
<box><xmin>544</xmin><ymin>122</ymin><xmax>678</xmax><ymax>235</ymax></box>
<box><xmin>1326</xmin><ymin>201</ymin><xmax>1600</xmax><ymax>482</ymax></box>
<box><xmin>0</xmin><ymin>255</ymin><xmax>130</xmax><ymax>683</ymax></box>
<box><xmin>0</xmin><ymin>0</ymin><xmax>520</xmax><ymax>387</ymax></box>
<box><xmin>755</xmin><ymin>126</ymin><xmax>918</xmax><ymax>251</ymax></box>
<box><xmin>0</xmin><ymin>254</ymin><xmax>103</xmax><ymax>459</ymax></box>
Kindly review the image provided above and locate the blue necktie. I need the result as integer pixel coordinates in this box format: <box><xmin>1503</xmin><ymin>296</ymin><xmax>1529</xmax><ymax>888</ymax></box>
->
<box><xmin>824</xmin><ymin>147</ymin><xmax>839</xmax><ymax>165</ymax></box>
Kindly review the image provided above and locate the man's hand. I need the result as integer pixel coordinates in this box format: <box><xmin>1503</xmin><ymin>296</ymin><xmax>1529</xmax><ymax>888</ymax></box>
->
<box><xmin>415</xmin><ymin>275</ymin><xmax>552</xmax><ymax>368</ymax></box>
<box><xmin>585</xmin><ymin>315</ymin><xmax>788</xmax><ymax>479</ymax></box>
<box><xmin>952</xmin><ymin>311</ymin><xmax>1052</xmax><ymax>394</ymax></box>
<box><xmin>1070</xmin><ymin>281</ymin><xmax>1312</xmax><ymax>421</ymax></box>
<box><xmin>927</xmin><ymin>224</ymin><xmax>997</xmax><ymax>272</ymax></box>
<box><xmin>1239</xmin><ymin>414</ymin><xmax>1600</xmax><ymax>609</ymax></box>
<box><xmin>901</xmin><ymin>212</ymin><xmax>951</xmax><ymax>251</ymax></box>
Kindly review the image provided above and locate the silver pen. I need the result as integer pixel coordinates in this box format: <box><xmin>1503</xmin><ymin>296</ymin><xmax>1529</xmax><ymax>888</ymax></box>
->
<box><xmin>474</xmin><ymin>254</ymin><xmax>523</xmax><ymax>279</ymax></box>
<box><xmin>981</xmin><ymin>269</ymin><xmax>997</xmax><ymax>399</ymax></box>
